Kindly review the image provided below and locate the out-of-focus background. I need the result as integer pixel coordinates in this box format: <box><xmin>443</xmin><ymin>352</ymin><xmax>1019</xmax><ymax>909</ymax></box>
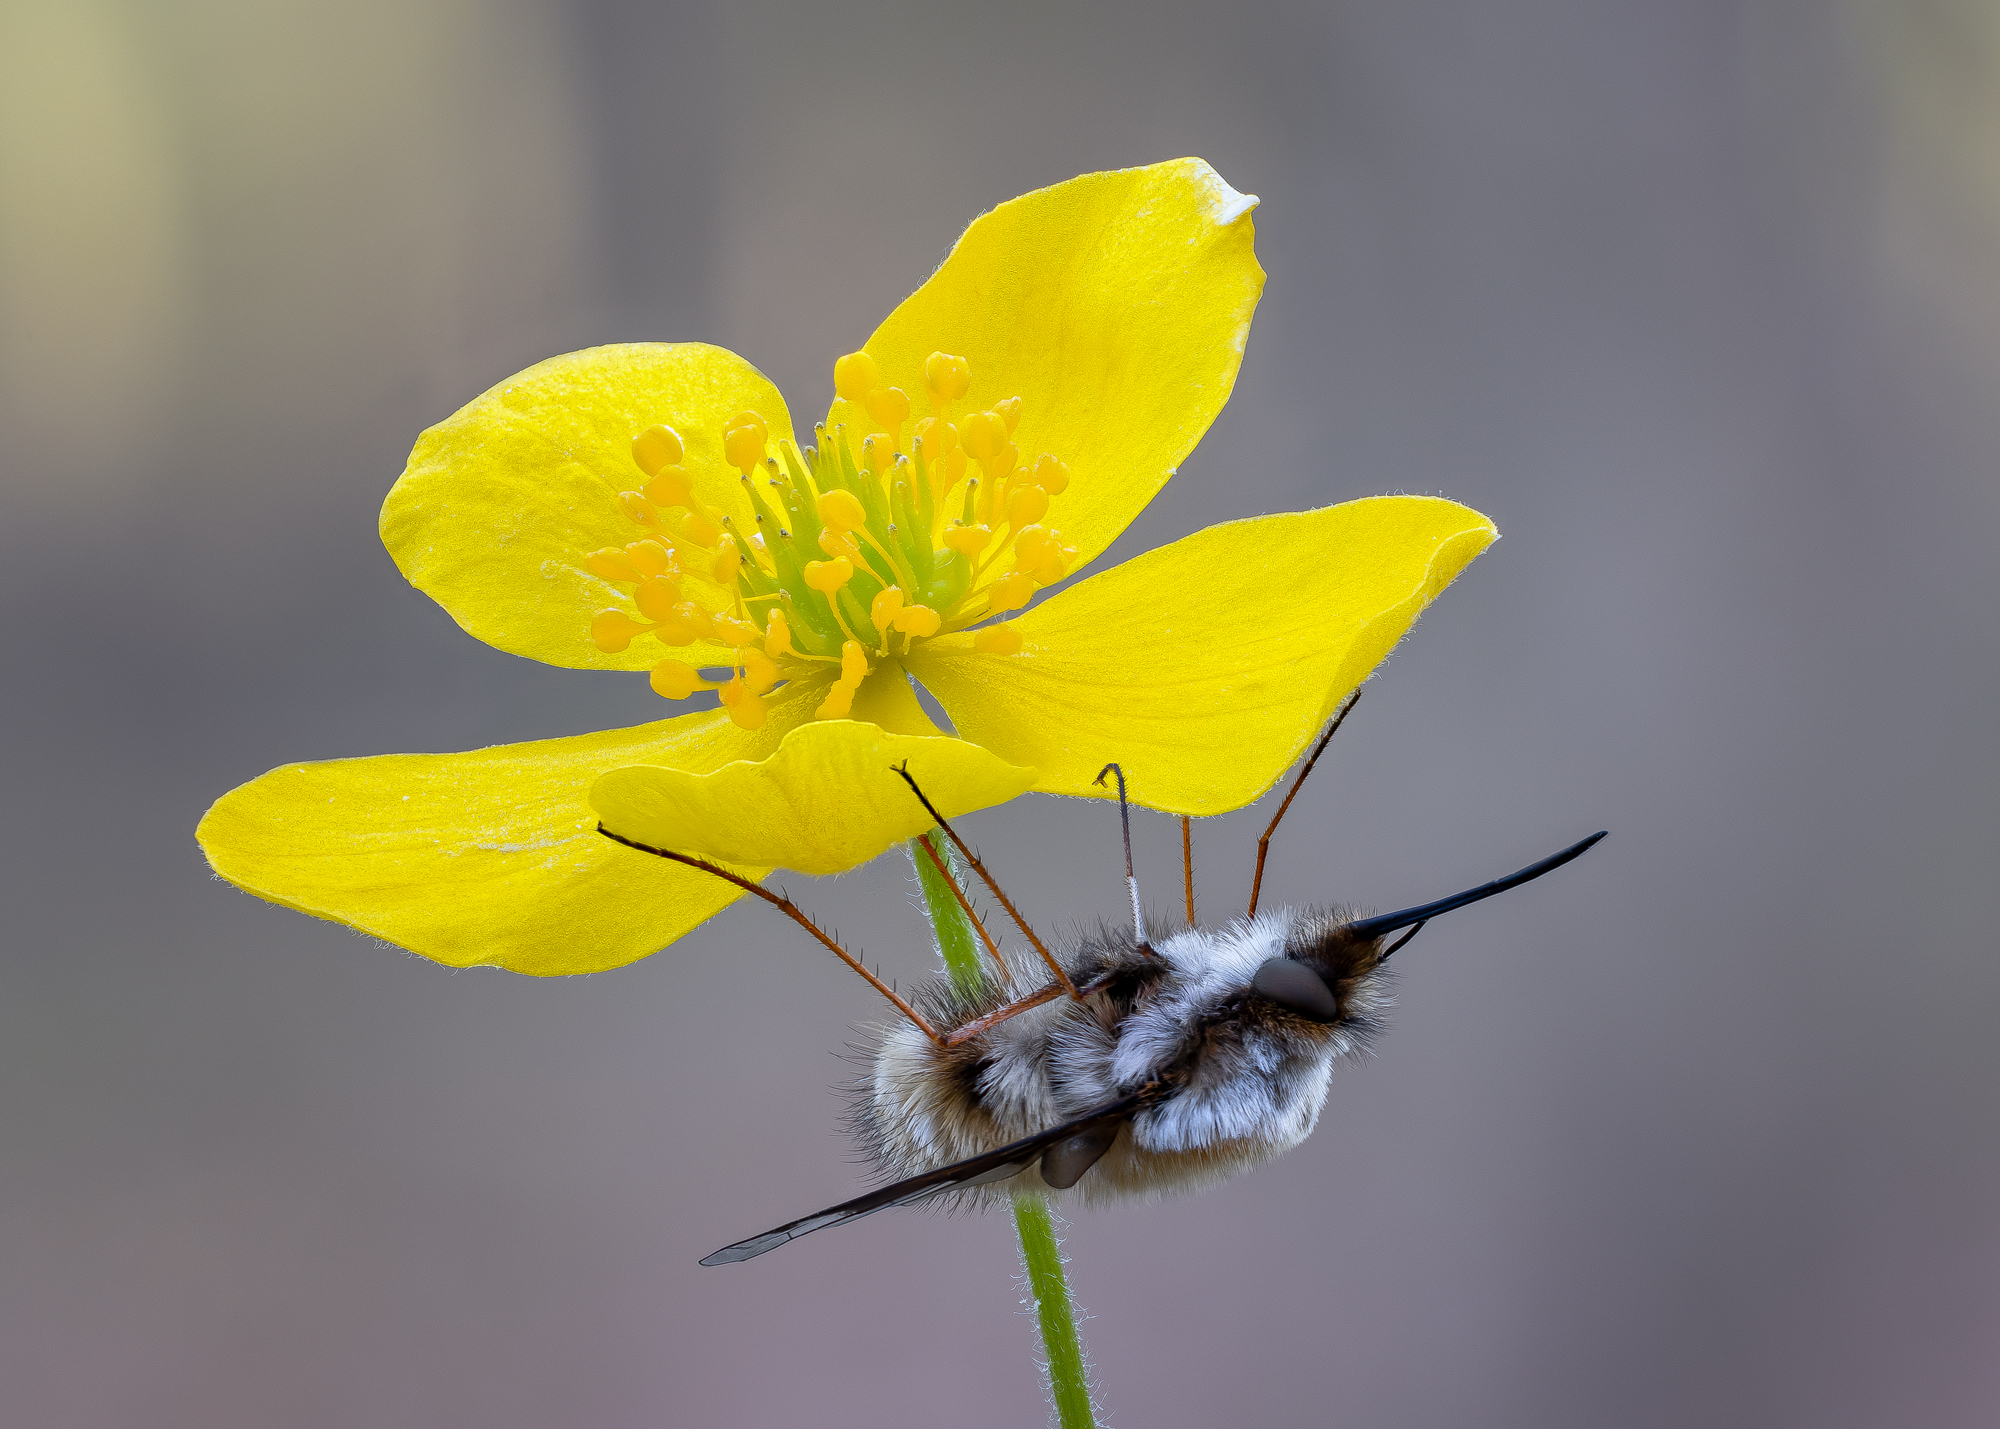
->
<box><xmin>4</xmin><ymin>1</ymin><xmax>1997</xmax><ymax>1425</ymax></box>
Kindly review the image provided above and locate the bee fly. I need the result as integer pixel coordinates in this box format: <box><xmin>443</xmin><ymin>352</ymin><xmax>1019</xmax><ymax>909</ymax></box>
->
<box><xmin>597</xmin><ymin>694</ymin><xmax>1605</xmax><ymax>1264</ymax></box>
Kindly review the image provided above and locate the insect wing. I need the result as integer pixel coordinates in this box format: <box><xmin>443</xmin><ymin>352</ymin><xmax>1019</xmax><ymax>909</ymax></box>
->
<box><xmin>699</xmin><ymin>1092</ymin><xmax>1145</xmax><ymax>1265</ymax></box>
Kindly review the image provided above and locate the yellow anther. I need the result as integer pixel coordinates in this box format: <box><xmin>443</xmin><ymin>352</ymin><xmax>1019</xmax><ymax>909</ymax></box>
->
<box><xmin>591</xmin><ymin>609</ymin><xmax>650</xmax><ymax>653</ymax></box>
<box><xmin>960</xmin><ymin>410</ymin><xmax>1006</xmax><ymax>460</ymax></box>
<box><xmin>870</xmin><ymin>586</ymin><xmax>904</xmax><ymax>633</ymax></box>
<box><xmin>1013</xmin><ymin>525</ymin><xmax>1055</xmax><ymax>568</ymax></box>
<box><xmin>983</xmin><ymin>443</ymin><xmax>1018</xmax><ymax>481</ymax></box>
<box><xmin>892</xmin><ymin>603</ymin><xmax>941</xmax><ymax>637</ymax></box>
<box><xmin>634</xmin><ymin>576</ymin><xmax>683</xmax><ymax>623</ymax></box>
<box><xmin>1005</xmin><ymin>484</ymin><xmax>1049</xmax><ymax>528</ymax></box>
<box><xmin>626</xmin><ymin>539</ymin><xmax>675</xmax><ymax>577</ymax></box>
<box><xmin>681</xmin><ymin>511</ymin><xmax>720</xmax><ymax>546</ymax></box>
<box><xmin>1031</xmin><ymin>454</ymin><xmax>1071</xmax><ymax>494</ymax></box>
<box><xmin>816</xmin><ymin>488</ymin><xmax>867</xmax><ymax>531</ymax></box>
<box><xmin>862</xmin><ymin>434</ymin><xmax>895</xmax><ymax>477</ymax></box>
<box><xmin>740</xmin><ymin>647</ymin><xmax>779</xmax><ymax>694</ymax></box>
<box><xmin>586</xmin><ymin>547</ymin><xmax>640</xmax><ymax>582</ymax></box>
<box><xmin>993</xmin><ymin>396</ymin><xmax>1022</xmax><ymax>433</ymax></box>
<box><xmin>925</xmin><ymin>350</ymin><xmax>971</xmax><ymax>401</ymax></box>
<box><xmin>987</xmin><ymin>571</ymin><xmax>1035</xmax><ymax>614</ymax></box>
<box><xmin>804</xmin><ymin>557</ymin><xmax>854</xmax><ymax>593</ymax></box>
<box><xmin>765</xmin><ymin>608</ymin><xmax>795</xmax><ymax>658</ymax></box>
<box><xmin>632</xmin><ymin>424</ymin><xmax>684</xmax><ymax>477</ymax></box>
<box><xmin>649</xmin><ymin>660</ymin><xmax>702</xmax><ymax>699</ymax></box>
<box><xmin>1029</xmin><ymin>546</ymin><xmax>1070</xmax><ymax>585</ymax></box>
<box><xmin>618</xmin><ymin>491</ymin><xmax>658</xmax><ymax>526</ymax></box>
<box><xmin>914</xmin><ymin>417</ymin><xmax>957</xmax><ymax>458</ymax></box>
<box><xmin>864</xmin><ymin>385</ymin><xmax>910</xmax><ymax>434</ymax></box>
<box><xmin>818</xmin><ymin>528</ymin><xmax>861</xmax><ymax>562</ymax></box>
<box><xmin>840</xmin><ymin>639</ymin><xmax>869</xmax><ymax>682</ymax></box>
<box><xmin>707</xmin><ymin>613</ymin><xmax>754</xmax><ymax>647</ymax></box>
<box><xmin>643</xmin><ymin>466</ymin><xmax>694</xmax><ymax>509</ymax></box>
<box><xmin>973</xmin><ymin>623</ymin><xmax>1022</xmax><ymax>655</ymax></box>
<box><xmin>728</xmin><ymin>410</ymin><xmax>770</xmax><ymax>446</ymax></box>
<box><xmin>834</xmin><ymin>351</ymin><xmax>880</xmax><ymax>401</ymax></box>
<box><xmin>711</xmin><ymin>543</ymin><xmax>742</xmax><ymax>585</ymax></box>
<box><xmin>816</xmin><ymin>682</ymin><xmax>856</xmax><ymax>719</ymax></box>
<box><xmin>943</xmin><ymin>523</ymin><xmax>992</xmax><ymax>557</ymax></box>
<box><xmin>721</xmin><ymin>678</ymin><xmax>767</xmax><ymax>730</ymax></box>
<box><xmin>723</xmin><ymin>423</ymin><xmax>766</xmax><ymax>474</ymax></box>
<box><xmin>652</xmin><ymin>600</ymin><xmax>715</xmax><ymax>646</ymax></box>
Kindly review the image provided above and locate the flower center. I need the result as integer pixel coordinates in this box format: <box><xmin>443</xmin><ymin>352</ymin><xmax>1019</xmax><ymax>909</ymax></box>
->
<box><xmin>586</xmin><ymin>349</ymin><xmax>1078</xmax><ymax>729</ymax></box>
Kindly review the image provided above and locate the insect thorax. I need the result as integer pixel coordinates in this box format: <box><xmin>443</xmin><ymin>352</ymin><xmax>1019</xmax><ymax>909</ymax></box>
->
<box><xmin>856</xmin><ymin>907</ymin><xmax>1393</xmax><ymax>1208</ymax></box>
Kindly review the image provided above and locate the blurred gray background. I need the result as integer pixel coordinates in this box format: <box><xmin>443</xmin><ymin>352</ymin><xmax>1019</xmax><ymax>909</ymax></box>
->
<box><xmin>4</xmin><ymin>1</ymin><xmax>1997</xmax><ymax>1425</ymax></box>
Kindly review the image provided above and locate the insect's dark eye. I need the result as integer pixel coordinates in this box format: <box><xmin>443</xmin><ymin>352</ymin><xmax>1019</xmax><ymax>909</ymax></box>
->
<box><xmin>1251</xmin><ymin>958</ymin><xmax>1340</xmax><ymax>1022</ymax></box>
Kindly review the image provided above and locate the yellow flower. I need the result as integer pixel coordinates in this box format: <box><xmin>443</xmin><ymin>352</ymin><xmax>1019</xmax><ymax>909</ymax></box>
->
<box><xmin>198</xmin><ymin>158</ymin><xmax>1495</xmax><ymax>977</ymax></box>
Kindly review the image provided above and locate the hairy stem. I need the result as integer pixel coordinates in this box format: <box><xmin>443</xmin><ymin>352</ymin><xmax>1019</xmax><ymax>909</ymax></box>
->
<box><xmin>904</xmin><ymin>832</ymin><xmax>1099</xmax><ymax>1427</ymax></box>
<box><xmin>909</xmin><ymin>831</ymin><xmax>986</xmax><ymax>996</ymax></box>
<box><xmin>1014</xmin><ymin>1197</ymin><xmax>1097</xmax><ymax>1428</ymax></box>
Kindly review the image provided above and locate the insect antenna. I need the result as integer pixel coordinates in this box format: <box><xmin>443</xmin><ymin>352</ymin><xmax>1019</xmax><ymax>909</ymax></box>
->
<box><xmin>1248</xmin><ymin>691</ymin><xmax>1362</xmax><ymax>917</ymax></box>
<box><xmin>1354</xmin><ymin>830</ymin><xmax>1608</xmax><ymax>958</ymax></box>
<box><xmin>1182</xmin><ymin>816</ymin><xmax>1196</xmax><ymax>926</ymax></box>
<box><xmin>891</xmin><ymin>763</ymin><xmax>1080</xmax><ymax>998</ymax></box>
<box><xmin>912</xmin><ymin>832</ymin><xmax>1011</xmax><ymax>981</ymax></box>
<box><xmin>1092</xmin><ymin>763</ymin><xmax>1153</xmax><ymax>952</ymax></box>
<box><xmin>596</xmin><ymin>824</ymin><xmax>945</xmax><ymax>1046</ymax></box>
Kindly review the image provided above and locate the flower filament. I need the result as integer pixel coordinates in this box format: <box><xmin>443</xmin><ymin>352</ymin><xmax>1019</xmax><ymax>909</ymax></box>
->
<box><xmin>586</xmin><ymin>350</ymin><xmax>1076</xmax><ymax>728</ymax></box>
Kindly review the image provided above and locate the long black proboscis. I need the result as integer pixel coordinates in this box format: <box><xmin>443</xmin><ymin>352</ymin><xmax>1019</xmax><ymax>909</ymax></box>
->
<box><xmin>1347</xmin><ymin>831</ymin><xmax>1607</xmax><ymax>945</ymax></box>
<box><xmin>699</xmin><ymin>1092</ymin><xmax>1145</xmax><ymax>1266</ymax></box>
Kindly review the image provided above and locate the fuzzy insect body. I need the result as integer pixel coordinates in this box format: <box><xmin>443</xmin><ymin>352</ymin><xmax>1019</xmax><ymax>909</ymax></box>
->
<box><xmin>863</xmin><ymin>909</ymin><xmax>1391</xmax><ymax>1210</ymax></box>
<box><xmin>595</xmin><ymin>697</ymin><xmax>1605</xmax><ymax>1266</ymax></box>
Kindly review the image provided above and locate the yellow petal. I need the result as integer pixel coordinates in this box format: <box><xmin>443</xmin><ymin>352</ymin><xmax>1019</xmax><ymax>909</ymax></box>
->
<box><xmin>381</xmin><ymin>343</ymin><xmax>793</xmax><ymax>671</ymax></box>
<box><xmin>906</xmin><ymin>496</ymin><xmax>1496</xmax><ymax>814</ymax></box>
<box><xmin>829</xmin><ymin>159</ymin><xmax>1263</xmax><ymax>578</ymax></box>
<box><xmin>591</xmin><ymin>722</ymin><xmax>1035</xmax><ymax>876</ymax></box>
<box><xmin>196</xmin><ymin>691</ymin><xmax>821</xmax><ymax>975</ymax></box>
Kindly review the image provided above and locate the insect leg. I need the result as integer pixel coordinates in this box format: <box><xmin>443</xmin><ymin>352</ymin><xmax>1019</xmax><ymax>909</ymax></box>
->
<box><xmin>913</xmin><ymin>832</ymin><xmax>1011</xmax><ymax>980</ymax></box>
<box><xmin>1182</xmin><ymin>816</ymin><xmax>1196</xmax><ymax>927</ymax></box>
<box><xmin>1247</xmin><ymin>689</ymin><xmax>1362</xmax><ymax>918</ymax></box>
<box><xmin>1092</xmin><ymin>763</ymin><xmax>1152</xmax><ymax>952</ymax></box>
<box><xmin>597</xmin><ymin>825</ymin><xmax>945</xmax><ymax>1047</ymax></box>
<box><xmin>891</xmin><ymin>763</ymin><xmax>1080</xmax><ymax>998</ymax></box>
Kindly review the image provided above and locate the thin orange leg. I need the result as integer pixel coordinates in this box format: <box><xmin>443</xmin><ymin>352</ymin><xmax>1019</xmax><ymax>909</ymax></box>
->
<box><xmin>1182</xmin><ymin>815</ymin><xmax>1195</xmax><ymax>926</ymax></box>
<box><xmin>915</xmin><ymin>832</ymin><xmax>1010</xmax><ymax>980</ymax></box>
<box><xmin>1248</xmin><ymin>690</ymin><xmax>1361</xmax><ymax>918</ymax></box>
<box><xmin>598</xmin><ymin>825</ymin><xmax>944</xmax><ymax>1046</ymax></box>
<box><xmin>892</xmin><ymin>764</ymin><xmax>1080</xmax><ymax>998</ymax></box>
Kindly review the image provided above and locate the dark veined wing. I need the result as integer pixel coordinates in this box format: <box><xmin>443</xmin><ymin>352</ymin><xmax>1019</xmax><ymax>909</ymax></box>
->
<box><xmin>699</xmin><ymin>1092</ymin><xmax>1146</xmax><ymax>1265</ymax></box>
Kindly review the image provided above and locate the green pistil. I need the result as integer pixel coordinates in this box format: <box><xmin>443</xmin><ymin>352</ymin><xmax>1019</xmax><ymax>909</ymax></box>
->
<box><xmin>960</xmin><ymin>478</ymin><xmax>980</xmax><ymax>526</ymax></box>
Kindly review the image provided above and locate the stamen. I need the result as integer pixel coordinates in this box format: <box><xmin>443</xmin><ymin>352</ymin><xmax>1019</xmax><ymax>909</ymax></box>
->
<box><xmin>804</xmin><ymin>557</ymin><xmax>854</xmax><ymax>592</ymax></box>
<box><xmin>1031</xmin><ymin>454</ymin><xmax>1070</xmax><ymax>494</ymax></box>
<box><xmin>925</xmin><ymin>351</ymin><xmax>971</xmax><ymax>402</ymax></box>
<box><xmin>631</xmin><ymin>424</ymin><xmax>684</xmax><ymax>477</ymax></box>
<box><xmin>817</xmin><ymin>488</ymin><xmax>867</xmax><ymax>532</ymax></box>
<box><xmin>986</xmin><ymin>572</ymin><xmax>1034</xmax><ymax>614</ymax></box>
<box><xmin>649</xmin><ymin>661</ymin><xmax>703</xmax><ymax>699</ymax></box>
<box><xmin>591</xmin><ymin>610</ymin><xmax>650</xmax><ymax>653</ymax></box>
<box><xmin>606</xmin><ymin>350</ymin><xmax>1072</xmax><ymax>715</ymax></box>
<box><xmin>834</xmin><ymin>351</ymin><xmax>880</xmax><ymax>401</ymax></box>
<box><xmin>1004</xmin><ymin>484</ymin><xmax>1048</xmax><ymax>528</ymax></box>
<box><xmin>960</xmin><ymin>410</ymin><xmax>1006</xmax><ymax>461</ymax></box>
<box><xmin>634</xmin><ymin>577</ymin><xmax>682</xmax><ymax>623</ymax></box>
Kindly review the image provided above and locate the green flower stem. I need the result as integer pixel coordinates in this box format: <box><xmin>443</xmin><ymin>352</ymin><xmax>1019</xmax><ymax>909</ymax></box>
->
<box><xmin>910</xmin><ymin>830</ymin><xmax>986</xmax><ymax>997</ymax></box>
<box><xmin>1013</xmin><ymin>1196</ymin><xmax>1097</xmax><ymax>1428</ymax></box>
<box><xmin>904</xmin><ymin>832</ymin><xmax>1099</xmax><ymax>1428</ymax></box>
